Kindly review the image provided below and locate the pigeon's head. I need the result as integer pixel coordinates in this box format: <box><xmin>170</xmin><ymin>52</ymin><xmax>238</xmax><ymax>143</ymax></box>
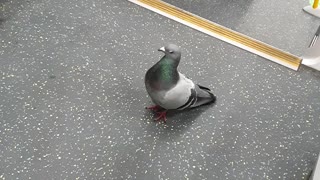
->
<box><xmin>158</xmin><ymin>44</ymin><xmax>181</xmax><ymax>61</ymax></box>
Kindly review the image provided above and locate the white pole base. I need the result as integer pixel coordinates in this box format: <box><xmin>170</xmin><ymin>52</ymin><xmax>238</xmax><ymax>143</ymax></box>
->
<box><xmin>303</xmin><ymin>5</ymin><xmax>320</xmax><ymax>18</ymax></box>
<box><xmin>302</xmin><ymin>40</ymin><xmax>320</xmax><ymax>71</ymax></box>
<box><xmin>309</xmin><ymin>153</ymin><xmax>320</xmax><ymax>180</ymax></box>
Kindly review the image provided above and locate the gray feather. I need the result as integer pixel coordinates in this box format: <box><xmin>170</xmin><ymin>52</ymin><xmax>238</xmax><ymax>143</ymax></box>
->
<box><xmin>191</xmin><ymin>84</ymin><xmax>216</xmax><ymax>108</ymax></box>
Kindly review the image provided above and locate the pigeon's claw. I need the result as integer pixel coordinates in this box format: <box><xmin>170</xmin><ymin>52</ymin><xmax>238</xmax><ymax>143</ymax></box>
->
<box><xmin>155</xmin><ymin>111</ymin><xmax>167</xmax><ymax>123</ymax></box>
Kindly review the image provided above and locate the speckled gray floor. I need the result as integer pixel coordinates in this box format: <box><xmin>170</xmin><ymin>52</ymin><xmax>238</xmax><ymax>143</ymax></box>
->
<box><xmin>0</xmin><ymin>0</ymin><xmax>320</xmax><ymax>179</ymax></box>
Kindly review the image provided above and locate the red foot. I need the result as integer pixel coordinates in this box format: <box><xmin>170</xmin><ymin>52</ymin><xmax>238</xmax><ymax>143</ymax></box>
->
<box><xmin>145</xmin><ymin>105</ymin><xmax>162</xmax><ymax>112</ymax></box>
<box><xmin>155</xmin><ymin>111</ymin><xmax>167</xmax><ymax>123</ymax></box>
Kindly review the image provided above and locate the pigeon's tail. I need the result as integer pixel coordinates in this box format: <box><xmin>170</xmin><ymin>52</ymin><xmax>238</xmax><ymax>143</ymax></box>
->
<box><xmin>191</xmin><ymin>84</ymin><xmax>216</xmax><ymax>108</ymax></box>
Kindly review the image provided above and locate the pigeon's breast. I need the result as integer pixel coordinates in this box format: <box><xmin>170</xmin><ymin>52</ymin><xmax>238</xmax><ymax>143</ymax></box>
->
<box><xmin>148</xmin><ymin>73</ymin><xmax>195</xmax><ymax>110</ymax></box>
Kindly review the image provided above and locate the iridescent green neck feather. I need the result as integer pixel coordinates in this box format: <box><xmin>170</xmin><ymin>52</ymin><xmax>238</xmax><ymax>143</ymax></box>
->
<box><xmin>145</xmin><ymin>56</ymin><xmax>180</xmax><ymax>90</ymax></box>
<box><xmin>158</xmin><ymin>57</ymin><xmax>177</xmax><ymax>82</ymax></box>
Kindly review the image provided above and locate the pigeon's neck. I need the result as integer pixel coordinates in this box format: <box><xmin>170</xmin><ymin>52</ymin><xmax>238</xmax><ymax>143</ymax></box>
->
<box><xmin>153</xmin><ymin>56</ymin><xmax>179</xmax><ymax>89</ymax></box>
<box><xmin>159</xmin><ymin>56</ymin><xmax>179</xmax><ymax>75</ymax></box>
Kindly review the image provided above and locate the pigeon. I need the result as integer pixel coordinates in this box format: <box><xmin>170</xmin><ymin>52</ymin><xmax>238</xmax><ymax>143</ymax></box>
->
<box><xmin>145</xmin><ymin>44</ymin><xmax>216</xmax><ymax>123</ymax></box>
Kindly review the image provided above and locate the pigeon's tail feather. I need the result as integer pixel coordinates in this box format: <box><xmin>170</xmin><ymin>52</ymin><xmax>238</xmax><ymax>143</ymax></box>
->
<box><xmin>192</xmin><ymin>84</ymin><xmax>216</xmax><ymax>107</ymax></box>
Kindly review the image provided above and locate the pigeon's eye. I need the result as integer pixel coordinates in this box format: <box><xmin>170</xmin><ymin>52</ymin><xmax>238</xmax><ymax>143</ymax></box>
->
<box><xmin>169</xmin><ymin>51</ymin><xmax>174</xmax><ymax>53</ymax></box>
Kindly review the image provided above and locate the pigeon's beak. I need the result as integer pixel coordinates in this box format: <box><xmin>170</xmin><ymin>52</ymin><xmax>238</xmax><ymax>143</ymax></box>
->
<box><xmin>158</xmin><ymin>47</ymin><xmax>165</xmax><ymax>52</ymax></box>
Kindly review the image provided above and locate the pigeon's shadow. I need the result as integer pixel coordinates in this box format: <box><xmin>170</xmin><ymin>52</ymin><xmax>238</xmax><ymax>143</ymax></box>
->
<box><xmin>144</xmin><ymin>103</ymin><xmax>215</xmax><ymax>141</ymax></box>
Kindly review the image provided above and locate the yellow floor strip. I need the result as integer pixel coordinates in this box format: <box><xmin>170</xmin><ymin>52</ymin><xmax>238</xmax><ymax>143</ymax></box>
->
<box><xmin>129</xmin><ymin>0</ymin><xmax>302</xmax><ymax>70</ymax></box>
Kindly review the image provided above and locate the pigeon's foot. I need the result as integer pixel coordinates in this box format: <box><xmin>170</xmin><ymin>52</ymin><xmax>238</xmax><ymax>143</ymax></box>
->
<box><xmin>145</xmin><ymin>105</ymin><xmax>162</xmax><ymax>112</ymax></box>
<box><xmin>155</xmin><ymin>111</ymin><xmax>167</xmax><ymax>123</ymax></box>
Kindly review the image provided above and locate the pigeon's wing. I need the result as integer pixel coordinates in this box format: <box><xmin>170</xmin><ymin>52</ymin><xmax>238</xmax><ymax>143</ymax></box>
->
<box><xmin>190</xmin><ymin>84</ymin><xmax>216</xmax><ymax>108</ymax></box>
<box><xmin>175</xmin><ymin>74</ymin><xmax>216</xmax><ymax>109</ymax></box>
<box><xmin>147</xmin><ymin>73</ymin><xmax>216</xmax><ymax>110</ymax></box>
<box><xmin>164</xmin><ymin>73</ymin><xmax>216</xmax><ymax>110</ymax></box>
